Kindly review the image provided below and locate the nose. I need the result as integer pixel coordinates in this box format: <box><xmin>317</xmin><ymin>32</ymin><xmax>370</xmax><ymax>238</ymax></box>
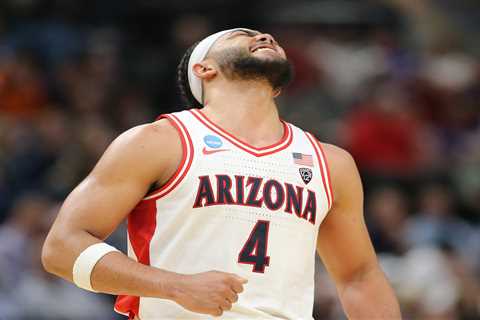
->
<box><xmin>255</xmin><ymin>33</ymin><xmax>275</xmax><ymax>45</ymax></box>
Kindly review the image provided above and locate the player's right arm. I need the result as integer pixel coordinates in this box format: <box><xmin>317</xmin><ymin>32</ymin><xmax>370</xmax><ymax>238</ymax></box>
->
<box><xmin>41</xmin><ymin>119</ymin><xmax>246</xmax><ymax>316</ymax></box>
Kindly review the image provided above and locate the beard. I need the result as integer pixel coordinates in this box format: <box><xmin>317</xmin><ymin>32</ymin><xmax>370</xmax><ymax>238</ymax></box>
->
<box><xmin>212</xmin><ymin>47</ymin><xmax>293</xmax><ymax>90</ymax></box>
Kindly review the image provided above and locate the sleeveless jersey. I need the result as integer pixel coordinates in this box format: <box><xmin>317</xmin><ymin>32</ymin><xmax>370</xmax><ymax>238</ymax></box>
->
<box><xmin>114</xmin><ymin>109</ymin><xmax>333</xmax><ymax>320</ymax></box>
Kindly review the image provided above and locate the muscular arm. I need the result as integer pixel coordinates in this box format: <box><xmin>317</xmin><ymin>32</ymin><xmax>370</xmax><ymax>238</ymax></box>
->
<box><xmin>317</xmin><ymin>144</ymin><xmax>401</xmax><ymax>319</ymax></box>
<box><xmin>42</xmin><ymin>120</ymin><xmax>245</xmax><ymax>316</ymax></box>
<box><xmin>42</xmin><ymin>121</ymin><xmax>179</xmax><ymax>296</ymax></box>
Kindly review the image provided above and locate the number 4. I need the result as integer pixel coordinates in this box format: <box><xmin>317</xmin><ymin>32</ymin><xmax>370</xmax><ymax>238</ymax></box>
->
<box><xmin>238</xmin><ymin>220</ymin><xmax>270</xmax><ymax>273</ymax></box>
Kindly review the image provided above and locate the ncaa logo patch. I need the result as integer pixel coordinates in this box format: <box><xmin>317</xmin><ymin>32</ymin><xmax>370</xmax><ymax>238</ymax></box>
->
<box><xmin>203</xmin><ymin>135</ymin><xmax>223</xmax><ymax>149</ymax></box>
<box><xmin>299</xmin><ymin>168</ymin><xmax>313</xmax><ymax>184</ymax></box>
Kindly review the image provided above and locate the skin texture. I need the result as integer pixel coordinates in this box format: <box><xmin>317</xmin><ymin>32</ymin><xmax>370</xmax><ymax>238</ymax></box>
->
<box><xmin>318</xmin><ymin>144</ymin><xmax>401</xmax><ymax>319</ymax></box>
<box><xmin>42</xmin><ymin>30</ymin><xmax>401</xmax><ymax>319</ymax></box>
<box><xmin>42</xmin><ymin>121</ymin><xmax>247</xmax><ymax>316</ymax></box>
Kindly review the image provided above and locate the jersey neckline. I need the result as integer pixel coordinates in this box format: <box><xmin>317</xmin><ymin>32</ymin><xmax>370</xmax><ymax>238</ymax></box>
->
<box><xmin>189</xmin><ymin>108</ymin><xmax>293</xmax><ymax>157</ymax></box>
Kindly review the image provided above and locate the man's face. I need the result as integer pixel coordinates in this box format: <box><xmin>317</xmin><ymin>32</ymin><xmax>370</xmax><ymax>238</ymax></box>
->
<box><xmin>212</xmin><ymin>29</ymin><xmax>287</xmax><ymax>60</ymax></box>
<box><xmin>207</xmin><ymin>29</ymin><xmax>293</xmax><ymax>90</ymax></box>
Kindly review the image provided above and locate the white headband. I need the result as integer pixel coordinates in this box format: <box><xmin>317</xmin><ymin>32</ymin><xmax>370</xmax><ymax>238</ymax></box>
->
<box><xmin>187</xmin><ymin>28</ymin><xmax>249</xmax><ymax>105</ymax></box>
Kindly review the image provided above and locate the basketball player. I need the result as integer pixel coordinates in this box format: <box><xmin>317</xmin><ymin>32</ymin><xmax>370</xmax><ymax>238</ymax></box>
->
<box><xmin>42</xmin><ymin>28</ymin><xmax>401</xmax><ymax>319</ymax></box>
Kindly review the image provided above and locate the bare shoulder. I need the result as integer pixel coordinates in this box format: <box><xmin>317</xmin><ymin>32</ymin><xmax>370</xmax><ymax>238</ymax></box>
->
<box><xmin>91</xmin><ymin>118</ymin><xmax>182</xmax><ymax>184</ymax></box>
<box><xmin>319</xmin><ymin>143</ymin><xmax>361</xmax><ymax>204</ymax></box>
<box><xmin>114</xmin><ymin>118</ymin><xmax>180</xmax><ymax>151</ymax></box>
<box><xmin>320</xmin><ymin>143</ymin><xmax>357</xmax><ymax>176</ymax></box>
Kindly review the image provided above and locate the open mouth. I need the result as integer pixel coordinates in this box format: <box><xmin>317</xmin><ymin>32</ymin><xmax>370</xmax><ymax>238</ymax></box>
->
<box><xmin>250</xmin><ymin>44</ymin><xmax>277</xmax><ymax>53</ymax></box>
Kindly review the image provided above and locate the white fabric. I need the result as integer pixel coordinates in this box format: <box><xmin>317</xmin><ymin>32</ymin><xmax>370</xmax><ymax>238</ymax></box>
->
<box><xmin>124</xmin><ymin>110</ymin><xmax>332</xmax><ymax>319</ymax></box>
<box><xmin>72</xmin><ymin>242</ymin><xmax>119</xmax><ymax>292</ymax></box>
<box><xmin>187</xmin><ymin>28</ymin><xmax>248</xmax><ymax>105</ymax></box>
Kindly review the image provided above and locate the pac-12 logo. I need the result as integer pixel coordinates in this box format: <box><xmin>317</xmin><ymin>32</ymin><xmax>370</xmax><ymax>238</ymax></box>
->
<box><xmin>299</xmin><ymin>168</ymin><xmax>313</xmax><ymax>184</ymax></box>
<box><xmin>203</xmin><ymin>135</ymin><xmax>223</xmax><ymax>148</ymax></box>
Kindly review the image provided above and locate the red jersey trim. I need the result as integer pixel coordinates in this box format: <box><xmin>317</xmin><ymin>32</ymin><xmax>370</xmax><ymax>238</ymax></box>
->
<box><xmin>189</xmin><ymin>108</ymin><xmax>293</xmax><ymax>157</ymax></box>
<box><xmin>305</xmin><ymin>132</ymin><xmax>333</xmax><ymax>209</ymax></box>
<box><xmin>142</xmin><ymin>114</ymin><xmax>194</xmax><ymax>200</ymax></box>
<box><xmin>114</xmin><ymin>199</ymin><xmax>157</xmax><ymax>318</ymax></box>
<box><xmin>313</xmin><ymin>137</ymin><xmax>334</xmax><ymax>206</ymax></box>
<box><xmin>114</xmin><ymin>113</ymin><xmax>194</xmax><ymax>319</ymax></box>
<box><xmin>112</xmin><ymin>306</ymin><xmax>129</xmax><ymax>317</ymax></box>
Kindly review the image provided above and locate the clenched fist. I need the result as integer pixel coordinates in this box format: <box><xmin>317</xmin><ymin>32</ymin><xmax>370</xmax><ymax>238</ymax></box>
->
<box><xmin>172</xmin><ymin>271</ymin><xmax>248</xmax><ymax>317</ymax></box>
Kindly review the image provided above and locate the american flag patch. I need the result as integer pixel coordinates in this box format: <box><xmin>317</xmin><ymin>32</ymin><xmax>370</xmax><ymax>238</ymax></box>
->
<box><xmin>292</xmin><ymin>152</ymin><xmax>314</xmax><ymax>167</ymax></box>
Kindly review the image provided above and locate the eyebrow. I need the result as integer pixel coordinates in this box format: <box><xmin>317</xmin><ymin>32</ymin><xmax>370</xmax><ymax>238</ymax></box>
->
<box><xmin>226</xmin><ymin>29</ymin><xmax>261</xmax><ymax>39</ymax></box>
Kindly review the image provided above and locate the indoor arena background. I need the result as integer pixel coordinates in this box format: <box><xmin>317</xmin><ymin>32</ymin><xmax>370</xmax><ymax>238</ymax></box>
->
<box><xmin>0</xmin><ymin>1</ymin><xmax>479</xmax><ymax>319</ymax></box>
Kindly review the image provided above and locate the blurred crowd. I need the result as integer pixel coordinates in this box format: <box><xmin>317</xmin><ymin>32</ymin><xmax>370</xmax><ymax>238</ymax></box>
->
<box><xmin>0</xmin><ymin>0</ymin><xmax>479</xmax><ymax>319</ymax></box>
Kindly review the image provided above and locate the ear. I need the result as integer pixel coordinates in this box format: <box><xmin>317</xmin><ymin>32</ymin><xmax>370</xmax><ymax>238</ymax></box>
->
<box><xmin>192</xmin><ymin>61</ymin><xmax>217</xmax><ymax>80</ymax></box>
<box><xmin>273</xmin><ymin>89</ymin><xmax>281</xmax><ymax>98</ymax></box>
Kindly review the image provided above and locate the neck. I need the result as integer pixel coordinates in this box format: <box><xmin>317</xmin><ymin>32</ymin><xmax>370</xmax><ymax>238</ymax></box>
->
<box><xmin>201</xmin><ymin>79</ymin><xmax>284</xmax><ymax>148</ymax></box>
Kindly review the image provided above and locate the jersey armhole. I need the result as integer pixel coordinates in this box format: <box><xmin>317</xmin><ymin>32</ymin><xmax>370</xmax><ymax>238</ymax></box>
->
<box><xmin>305</xmin><ymin>132</ymin><xmax>334</xmax><ymax>209</ymax></box>
<box><xmin>142</xmin><ymin>113</ymin><xmax>194</xmax><ymax>201</ymax></box>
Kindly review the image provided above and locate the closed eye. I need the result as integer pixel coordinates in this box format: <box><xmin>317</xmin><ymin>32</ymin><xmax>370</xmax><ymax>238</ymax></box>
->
<box><xmin>227</xmin><ymin>29</ymin><xmax>260</xmax><ymax>39</ymax></box>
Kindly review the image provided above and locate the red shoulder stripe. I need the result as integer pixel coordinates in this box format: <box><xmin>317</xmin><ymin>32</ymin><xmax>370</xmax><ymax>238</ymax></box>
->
<box><xmin>143</xmin><ymin>113</ymin><xmax>194</xmax><ymax>200</ymax></box>
<box><xmin>305</xmin><ymin>132</ymin><xmax>333</xmax><ymax>209</ymax></box>
<box><xmin>314</xmin><ymin>138</ymin><xmax>333</xmax><ymax>206</ymax></box>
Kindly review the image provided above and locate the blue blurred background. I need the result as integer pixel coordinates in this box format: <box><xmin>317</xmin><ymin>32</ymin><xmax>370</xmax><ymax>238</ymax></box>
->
<box><xmin>0</xmin><ymin>0</ymin><xmax>479</xmax><ymax>319</ymax></box>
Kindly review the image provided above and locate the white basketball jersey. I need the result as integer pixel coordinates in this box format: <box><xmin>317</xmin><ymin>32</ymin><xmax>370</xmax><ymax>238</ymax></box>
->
<box><xmin>115</xmin><ymin>109</ymin><xmax>333</xmax><ymax>320</ymax></box>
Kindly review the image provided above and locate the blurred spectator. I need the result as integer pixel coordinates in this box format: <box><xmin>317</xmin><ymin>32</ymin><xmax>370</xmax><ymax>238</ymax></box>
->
<box><xmin>313</xmin><ymin>257</ymin><xmax>343</xmax><ymax>320</ymax></box>
<box><xmin>307</xmin><ymin>31</ymin><xmax>389</xmax><ymax>104</ymax></box>
<box><xmin>342</xmin><ymin>80</ymin><xmax>433</xmax><ymax>177</ymax></box>
<box><xmin>0</xmin><ymin>1</ymin><xmax>479</xmax><ymax>319</ymax></box>
<box><xmin>442</xmin><ymin>244</ymin><xmax>480</xmax><ymax>320</ymax></box>
<box><xmin>112</xmin><ymin>88</ymin><xmax>154</xmax><ymax>131</ymax></box>
<box><xmin>387</xmin><ymin>246</ymin><xmax>461</xmax><ymax>319</ymax></box>
<box><xmin>0</xmin><ymin>51</ymin><xmax>47</xmax><ymax>119</ymax></box>
<box><xmin>0</xmin><ymin>193</ymin><xmax>51</xmax><ymax>288</ymax></box>
<box><xmin>0</xmin><ymin>195</ymin><xmax>113</xmax><ymax>319</ymax></box>
<box><xmin>405</xmin><ymin>183</ymin><xmax>475</xmax><ymax>259</ymax></box>
<box><xmin>366</xmin><ymin>186</ymin><xmax>408</xmax><ymax>255</ymax></box>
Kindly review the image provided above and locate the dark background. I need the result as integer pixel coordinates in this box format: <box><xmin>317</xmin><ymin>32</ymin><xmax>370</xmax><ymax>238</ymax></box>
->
<box><xmin>0</xmin><ymin>0</ymin><xmax>479</xmax><ymax>319</ymax></box>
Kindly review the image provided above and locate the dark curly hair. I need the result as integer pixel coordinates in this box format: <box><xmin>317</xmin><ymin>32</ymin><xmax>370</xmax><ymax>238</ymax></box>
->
<box><xmin>177</xmin><ymin>41</ymin><xmax>202</xmax><ymax>107</ymax></box>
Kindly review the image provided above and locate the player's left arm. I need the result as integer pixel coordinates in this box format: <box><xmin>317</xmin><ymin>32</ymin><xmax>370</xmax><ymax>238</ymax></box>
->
<box><xmin>316</xmin><ymin>144</ymin><xmax>401</xmax><ymax>319</ymax></box>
